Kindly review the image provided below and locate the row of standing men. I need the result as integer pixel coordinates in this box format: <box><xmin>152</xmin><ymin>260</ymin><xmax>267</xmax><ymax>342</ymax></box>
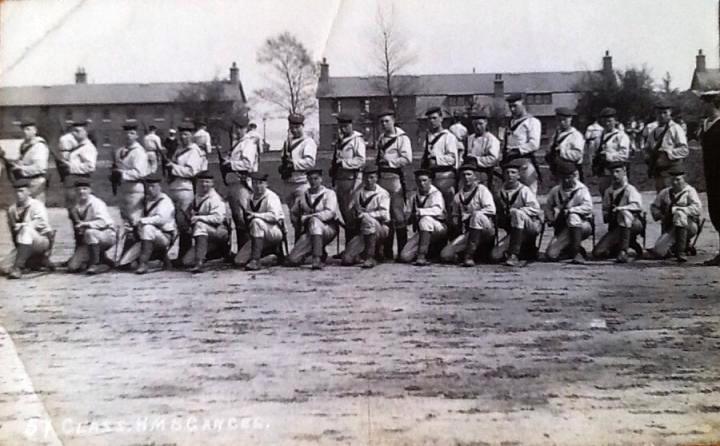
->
<box><xmin>0</xmin><ymin>94</ymin><xmax>702</xmax><ymax>277</ymax></box>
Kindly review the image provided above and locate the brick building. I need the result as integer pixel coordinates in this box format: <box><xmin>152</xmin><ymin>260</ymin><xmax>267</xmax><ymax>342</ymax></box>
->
<box><xmin>690</xmin><ymin>49</ymin><xmax>720</xmax><ymax>91</ymax></box>
<box><xmin>316</xmin><ymin>52</ymin><xmax>614</xmax><ymax>151</ymax></box>
<box><xmin>0</xmin><ymin>63</ymin><xmax>246</xmax><ymax>160</ymax></box>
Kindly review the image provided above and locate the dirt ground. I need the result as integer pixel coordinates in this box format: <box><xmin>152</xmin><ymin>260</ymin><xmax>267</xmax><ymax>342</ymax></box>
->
<box><xmin>1</xmin><ymin>192</ymin><xmax>719</xmax><ymax>446</ymax></box>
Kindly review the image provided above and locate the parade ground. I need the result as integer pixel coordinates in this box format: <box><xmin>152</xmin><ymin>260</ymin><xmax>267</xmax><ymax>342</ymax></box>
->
<box><xmin>0</xmin><ymin>191</ymin><xmax>719</xmax><ymax>446</ymax></box>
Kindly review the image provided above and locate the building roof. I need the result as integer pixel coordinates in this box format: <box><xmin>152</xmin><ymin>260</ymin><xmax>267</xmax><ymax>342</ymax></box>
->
<box><xmin>0</xmin><ymin>81</ymin><xmax>246</xmax><ymax>107</ymax></box>
<box><xmin>691</xmin><ymin>69</ymin><xmax>720</xmax><ymax>91</ymax></box>
<box><xmin>317</xmin><ymin>71</ymin><xmax>597</xmax><ymax>99</ymax></box>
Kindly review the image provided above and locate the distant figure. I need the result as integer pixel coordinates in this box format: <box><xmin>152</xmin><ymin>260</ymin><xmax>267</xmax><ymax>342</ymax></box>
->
<box><xmin>142</xmin><ymin>124</ymin><xmax>164</xmax><ymax>174</ymax></box>
<box><xmin>699</xmin><ymin>91</ymin><xmax>720</xmax><ymax>266</ymax></box>
<box><xmin>449</xmin><ymin>110</ymin><xmax>468</xmax><ymax>159</ymax></box>
<box><xmin>193</xmin><ymin>120</ymin><xmax>212</xmax><ymax>170</ymax></box>
<box><xmin>163</xmin><ymin>128</ymin><xmax>178</xmax><ymax>159</ymax></box>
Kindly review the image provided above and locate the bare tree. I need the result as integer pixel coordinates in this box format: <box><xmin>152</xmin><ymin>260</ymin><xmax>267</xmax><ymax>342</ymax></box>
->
<box><xmin>370</xmin><ymin>3</ymin><xmax>418</xmax><ymax>110</ymax></box>
<box><xmin>255</xmin><ymin>32</ymin><xmax>318</xmax><ymax>115</ymax></box>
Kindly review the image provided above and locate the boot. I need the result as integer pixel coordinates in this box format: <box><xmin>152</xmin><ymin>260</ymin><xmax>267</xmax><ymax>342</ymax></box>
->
<box><xmin>191</xmin><ymin>235</ymin><xmax>208</xmax><ymax>273</ymax></box>
<box><xmin>414</xmin><ymin>231</ymin><xmax>431</xmax><ymax>266</ymax></box>
<box><xmin>675</xmin><ymin>227</ymin><xmax>688</xmax><ymax>263</ymax></box>
<box><xmin>383</xmin><ymin>227</ymin><xmax>395</xmax><ymax>260</ymax></box>
<box><xmin>463</xmin><ymin>229</ymin><xmax>482</xmax><ymax>267</ymax></box>
<box><xmin>570</xmin><ymin>227</ymin><xmax>585</xmax><ymax>264</ymax></box>
<box><xmin>13</xmin><ymin>244</ymin><xmax>33</xmax><ymax>271</ymax></box>
<box><xmin>504</xmin><ymin>228</ymin><xmax>525</xmax><ymax>267</ymax></box>
<box><xmin>615</xmin><ymin>228</ymin><xmax>631</xmax><ymax>263</ymax></box>
<box><xmin>311</xmin><ymin>234</ymin><xmax>324</xmax><ymax>270</ymax></box>
<box><xmin>174</xmin><ymin>234</ymin><xmax>192</xmax><ymax>267</ymax></box>
<box><xmin>396</xmin><ymin>228</ymin><xmax>408</xmax><ymax>260</ymax></box>
<box><xmin>135</xmin><ymin>240</ymin><xmax>154</xmax><ymax>274</ymax></box>
<box><xmin>246</xmin><ymin>237</ymin><xmax>264</xmax><ymax>271</ymax></box>
<box><xmin>362</xmin><ymin>234</ymin><xmax>377</xmax><ymax>269</ymax></box>
<box><xmin>86</xmin><ymin>244</ymin><xmax>108</xmax><ymax>275</ymax></box>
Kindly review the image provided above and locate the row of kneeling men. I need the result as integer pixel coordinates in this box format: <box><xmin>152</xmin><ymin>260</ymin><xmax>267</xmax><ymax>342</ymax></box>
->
<box><xmin>1</xmin><ymin>157</ymin><xmax>704</xmax><ymax>279</ymax></box>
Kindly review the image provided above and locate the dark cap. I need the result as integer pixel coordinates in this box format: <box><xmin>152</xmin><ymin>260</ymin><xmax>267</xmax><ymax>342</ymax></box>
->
<box><xmin>306</xmin><ymin>168</ymin><xmax>323</xmax><ymax>176</ymax></box>
<box><xmin>555</xmin><ymin>107</ymin><xmax>576</xmax><ymax>117</ymax></box>
<box><xmin>233</xmin><ymin>115</ymin><xmax>250</xmax><ymax>128</ymax></box>
<box><xmin>363</xmin><ymin>164</ymin><xmax>379</xmax><ymax>175</ymax></box>
<box><xmin>502</xmin><ymin>158</ymin><xmax>525</xmax><ymax>169</ymax></box>
<box><xmin>459</xmin><ymin>161</ymin><xmax>479</xmax><ymax>172</ymax></box>
<box><xmin>19</xmin><ymin>119</ymin><xmax>36</xmax><ymax>128</ymax></box>
<box><xmin>178</xmin><ymin>123</ymin><xmax>194</xmax><ymax>132</ymax></box>
<box><xmin>148</xmin><ymin>124</ymin><xmax>157</xmax><ymax>131</ymax></box>
<box><xmin>655</xmin><ymin>99</ymin><xmax>672</xmax><ymax>110</ymax></box>
<box><xmin>605</xmin><ymin>160</ymin><xmax>627</xmax><ymax>170</ymax></box>
<box><xmin>250</xmin><ymin>172</ymin><xmax>269</xmax><ymax>181</ymax></box>
<box><xmin>424</xmin><ymin>106</ymin><xmax>442</xmax><ymax>117</ymax></box>
<box><xmin>506</xmin><ymin>93</ymin><xmax>523</xmax><ymax>103</ymax></box>
<box><xmin>377</xmin><ymin>109</ymin><xmax>395</xmax><ymax>118</ymax></box>
<box><xmin>144</xmin><ymin>174</ymin><xmax>163</xmax><ymax>184</ymax></box>
<box><xmin>414</xmin><ymin>168</ymin><xmax>433</xmax><ymax>178</ymax></box>
<box><xmin>195</xmin><ymin>170</ymin><xmax>214</xmax><ymax>180</ymax></box>
<box><xmin>599</xmin><ymin>107</ymin><xmax>617</xmax><ymax>118</ymax></box>
<box><xmin>288</xmin><ymin>113</ymin><xmax>305</xmax><ymax>125</ymax></box>
<box><xmin>470</xmin><ymin>110</ymin><xmax>489</xmax><ymax>120</ymax></box>
<box><xmin>556</xmin><ymin>159</ymin><xmax>578</xmax><ymax>176</ymax></box>
<box><xmin>73</xmin><ymin>178</ymin><xmax>92</xmax><ymax>188</ymax></box>
<box><xmin>336</xmin><ymin>113</ymin><xmax>353</xmax><ymax>124</ymax></box>
<box><xmin>122</xmin><ymin>123</ymin><xmax>138</xmax><ymax>131</ymax></box>
<box><xmin>667</xmin><ymin>164</ymin><xmax>685</xmax><ymax>176</ymax></box>
<box><xmin>71</xmin><ymin>120</ymin><xmax>89</xmax><ymax>127</ymax></box>
<box><xmin>194</xmin><ymin>119</ymin><xmax>206</xmax><ymax>126</ymax></box>
<box><xmin>13</xmin><ymin>178</ymin><xmax>32</xmax><ymax>189</ymax></box>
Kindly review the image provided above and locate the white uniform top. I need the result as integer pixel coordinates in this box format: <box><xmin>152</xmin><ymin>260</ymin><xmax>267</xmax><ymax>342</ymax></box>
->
<box><xmin>449</xmin><ymin>122</ymin><xmax>468</xmax><ymax>151</ymax></box>
<box><xmin>466</xmin><ymin>132</ymin><xmax>501</xmax><ymax>169</ymax></box>
<box><xmin>498</xmin><ymin>183</ymin><xmax>542</xmax><ymax>219</ymax></box>
<box><xmin>407</xmin><ymin>185</ymin><xmax>446</xmax><ymax>219</ymax></box>
<box><xmin>644</xmin><ymin>120</ymin><xmax>689</xmax><ymax>161</ymax></box>
<box><xmin>602</xmin><ymin>181</ymin><xmax>643</xmax><ymax>220</ymax></box>
<box><xmin>284</xmin><ymin>135</ymin><xmax>317</xmax><ymax>172</ymax></box>
<box><xmin>651</xmin><ymin>184</ymin><xmax>702</xmax><ymax>222</ymax></box>
<box><xmin>168</xmin><ymin>144</ymin><xmax>205</xmax><ymax>192</ymax></box>
<box><xmin>291</xmin><ymin>185</ymin><xmax>339</xmax><ymax>225</ymax></box>
<box><xmin>335</xmin><ymin>131</ymin><xmax>366</xmax><ymax>170</ymax></box>
<box><xmin>351</xmin><ymin>185</ymin><xmax>391</xmax><ymax>222</ymax></box>
<box><xmin>58</xmin><ymin>133</ymin><xmax>77</xmax><ymax>151</ymax></box>
<box><xmin>584</xmin><ymin>122</ymin><xmax>604</xmax><ymax>153</ymax></box>
<box><xmin>545</xmin><ymin>181</ymin><xmax>594</xmax><ymax>221</ymax></box>
<box><xmin>193</xmin><ymin>128</ymin><xmax>212</xmax><ymax>154</ymax></box>
<box><xmin>425</xmin><ymin>129</ymin><xmax>459</xmax><ymax>168</ymax></box>
<box><xmin>549</xmin><ymin>127</ymin><xmax>585</xmax><ymax>164</ymax></box>
<box><xmin>143</xmin><ymin>133</ymin><xmax>163</xmax><ymax>152</ymax></box>
<box><xmin>376</xmin><ymin>127</ymin><xmax>412</xmax><ymax>169</ymax></box>
<box><xmin>7</xmin><ymin>198</ymin><xmax>52</xmax><ymax>237</ymax></box>
<box><xmin>597</xmin><ymin>128</ymin><xmax>631</xmax><ymax>163</ymax></box>
<box><xmin>114</xmin><ymin>142</ymin><xmax>150</xmax><ymax>181</ymax></box>
<box><xmin>140</xmin><ymin>193</ymin><xmax>176</xmax><ymax>233</ymax></box>
<box><xmin>451</xmin><ymin>183</ymin><xmax>496</xmax><ymax>222</ymax></box>
<box><xmin>191</xmin><ymin>189</ymin><xmax>228</xmax><ymax>226</ymax></box>
<box><xmin>505</xmin><ymin>115</ymin><xmax>542</xmax><ymax>156</ymax></box>
<box><xmin>63</xmin><ymin>138</ymin><xmax>97</xmax><ymax>175</ymax></box>
<box><xmin>246</xmin><ymin>189</ymin><xmax>285</xmax><ymax>224</ymax></box>
<box><xmin>13</xmin><ymin>137</ymin><xmax>49</xmax><ymax>177</ymax></box>
<box><xmin>72</xmin><ymin>195</ymin><xmax>115</xmax><ymax>229</ymax></box>
<box><xmin>229</xmin><ymin>133</ymin><xmax>261</xmax><ymax>173</ymax></box>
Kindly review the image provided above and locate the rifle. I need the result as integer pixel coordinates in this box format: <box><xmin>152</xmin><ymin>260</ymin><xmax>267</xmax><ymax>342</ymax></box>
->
<box><xmin>157</xmin><ymin>146</ymin><xmax>174</xmax><ymax>181</ymax></box>
<box><xmin>591</xmin><ymin>131</ymin><xmax>606</xmax><ymax>176</ymax></box>
<box><xmin>329</xmin><ymin>136</ymin><xmax>339</xmax><ymax>187</ymax></box>
<box><xmin>647</xmin><ymin>124</ymin><xmax>671</xmax><ymax>178</ymax></box>
<box><xmin>109</xmin><ymin>149</ymin><xmax>120</xmax><ymax>196</ymax></box>
<box><xmin>278</xmin><ymin>132</ymin><xmax>294</xmax><ymax>180</ymax></box>
<box><xmin>0</xmin><ymin>152</ymin><xmax>16</xmax><ymax>184</ymax></box>
<box><xmin>216</xmin><ymin>144</ymin><xmax>230</xmax><ymax>186</ymax></box>
<box><xmin>420</xmin><ymin>133</ymin><xmax>433</xmax><ymax>169</ymax></box>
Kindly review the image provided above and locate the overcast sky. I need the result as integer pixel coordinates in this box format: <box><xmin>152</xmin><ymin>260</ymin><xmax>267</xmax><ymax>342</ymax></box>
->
<box><xmin>0</xmin><ymin>0</ymin><xmax>717</xmax><ymax>142</ymax></box>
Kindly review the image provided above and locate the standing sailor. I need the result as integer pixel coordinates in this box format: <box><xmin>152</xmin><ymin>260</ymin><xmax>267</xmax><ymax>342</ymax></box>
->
<box><xmin>502</xmin><ymin>94</ymin><xmax>542</xmax><ymax>193</ymax></box>
<box><xmin>545</xmin><ymin>108</ymin><xmax>585</xmax><ymax>179</ymax></box>
<box><xmin>645</xmin><ymin>101</ymin><xmax>689</xmax><ymax>192</ymax></box>
<box><xmin>421</xmin><ymin>106</ymin><xmax>459</xmax><ymax>207</ymax></box>
<box><xmin>464</xmin><ymin>110</ymin><xmax>500</xmax><ymax>190</ymax></box>
<box><xmin>278</xmin><ymin>113</ymin><xmax>317</xmax><ymax>208</ymax></box>
<box><xmin>591</xmin><ymin>107</ymin><xmax>630</xmax><ymax>195</ymax></box>
<box><xmin>699</xmin><ymin>90</ymin><xmax>720</xmax><ymax>266</ymax></box>
<box><xmin>142</xmin><ymin>124</ymin><xmax>164</xmax><ymax>174</ymax></box>
<box><xmin>0</xmin><ymin>120</ymin><xmax>49</xmax><ymax>202</ymax></box>
<box><xmin>112</xmin><ymin>123</ymin><xmax>150</xmax><ymax>225</ymax></box>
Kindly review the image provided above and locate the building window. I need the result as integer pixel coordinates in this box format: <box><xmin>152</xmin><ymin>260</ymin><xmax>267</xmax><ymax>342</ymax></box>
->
<box><xmin>154</xmin><ymin>106</ymin><xmax>165</xmax><ymax>121</ymax></box>
<box><xmin>102</xmin><ymin>134</ymin><xmax>111</xmax><ymax>147</ymax></box>
<box><xmin>526</xmin><ymin>93</ymin><xmax>552</xmax><ymax>105</ymax></box>
<box><xmin>446</xmin><ymin>95</ymin><xmax>472</xmax><ymax>107</ymax></box>
<box><xmin>102</xmin><ymin>108</ymin><xmax>111</xmax><ymax>122</ymax></box>
<box><xmin>127</xmin><ymin>108</ymin><xmax>136</xmax><ymax>121</ymax></box>
<box><xmin>334</xmin><ymin>99</ymin><xmax>342</xmax><ymax>113</ymax></box>
<box><xmin>64</xmin><ymin>109</ymin><xmax>73</xmax><ymax>122</ymax></box>
<box><xmin>12</xmin><ymin>109</ymin><xmax>22</xmax><ymax>124</ymax></box>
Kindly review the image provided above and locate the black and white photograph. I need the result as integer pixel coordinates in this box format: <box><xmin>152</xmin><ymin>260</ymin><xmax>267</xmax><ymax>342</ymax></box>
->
<box><xmin>1</xmin><ymin>0</ymin><xmax>719</xmax><ymax>444</ymax></box>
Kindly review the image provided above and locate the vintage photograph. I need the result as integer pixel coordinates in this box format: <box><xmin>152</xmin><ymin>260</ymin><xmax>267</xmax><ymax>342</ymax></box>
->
<box><xmin>1</xmin><ymin>0</ymin><xmax>719</xmax><ymax>444</ymax></box>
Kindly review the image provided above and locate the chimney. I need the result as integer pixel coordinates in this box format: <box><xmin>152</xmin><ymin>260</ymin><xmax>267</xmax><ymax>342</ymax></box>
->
<box><xmin>75</xmin><ymin>67</ymin><xmax>87</xmax><ymax>84</ymax></box>
<box><xmin>696</xmin><ymin>49</ymin><xmax>707</xmax><ymax>72</ymax></box>
<box><xmin>602</xmin><ymin>50</ymin><xmax>613</xmax><ymax>77</ymax></box>
<box><xmin>229</xmin><ymin>62</ymin><xmax>239</xmax><ymax>84</ymax></box>
<box><xmin>319</xmin><ymin>58</ymin><xmax>329</xmax><ymax>83</ymax></box>
<box><xmin>493</xmin><ymin>73</ymin><xmax>504</xmax><ymax>98</ymax></box>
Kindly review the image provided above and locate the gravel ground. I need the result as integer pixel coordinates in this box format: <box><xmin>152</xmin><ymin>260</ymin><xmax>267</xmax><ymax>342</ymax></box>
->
<box><xmin>0</xmin><ymin>192</ymin><xmax>719</xmax><ymax>446</ymax></box>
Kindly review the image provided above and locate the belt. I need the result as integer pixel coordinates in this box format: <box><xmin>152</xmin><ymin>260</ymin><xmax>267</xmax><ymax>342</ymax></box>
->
<box><xmin>379</xmin><ymin>167</ymin><xmax>403</xmax><ymax>175</ymax></box>
<box><xmin>17</xmin><ymin>173</ymin><xmax>47</xmax><ymax>180</ymax></box>
<box><xmin>431</xmin><ymin>165</ymin><xmax>456</xmax><ymax>174</ymax></box>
